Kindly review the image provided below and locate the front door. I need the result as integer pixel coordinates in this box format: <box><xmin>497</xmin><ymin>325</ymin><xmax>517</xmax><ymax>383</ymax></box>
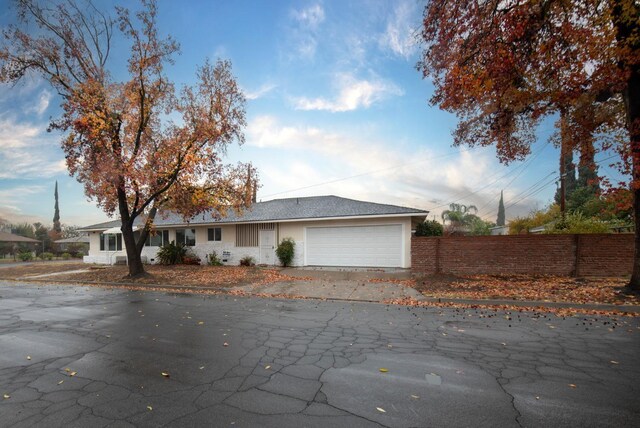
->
<box><xmin>259</xmin><ymin>230</ymin><xmax>276</xmax><ymax>265</ymax></box>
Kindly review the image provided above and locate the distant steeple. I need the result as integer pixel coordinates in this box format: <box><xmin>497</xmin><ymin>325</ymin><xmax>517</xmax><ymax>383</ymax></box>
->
<box><xmin>496</xmin><ymin>190</ymin><xmax>505</xmax><ymax>226</ymax></box>
<box><xmin>53</xmin><ymin>181</ymin><xmax>61</xmax><ymax>233</ymax></box>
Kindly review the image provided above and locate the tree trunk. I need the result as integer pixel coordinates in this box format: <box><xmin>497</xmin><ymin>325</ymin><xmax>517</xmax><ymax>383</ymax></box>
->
<box><xmin>116</xmin><ymin>179</ymin><xmax>146</xmax><ymax>277</ymax></box>
<box><xmin>611</xmin><ymin>0</ymin><xmax>640</xmax><ymax>290</ymax></box>
<box><xmin>626</xmin><ymin>72</ymin><xmax>640</xmax><ymax>289</ymax></box>
<box><xmin>121</xmin><ymin>223</ymin><xmax>145</xmax><ymax>277</ymax></box>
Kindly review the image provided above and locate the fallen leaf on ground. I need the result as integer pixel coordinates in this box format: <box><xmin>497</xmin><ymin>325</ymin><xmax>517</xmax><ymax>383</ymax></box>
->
<box><xmin>197</xmin><ymin>321</ymin><xmax>204</xmax><ymax>325</ymax></box>
<box><xmin>376</xmin><ymin>407</ymin><xmax>386</xmax><ymax>413</ymax></box>
<box><xmin>610</xmin><ymin>360</ymin><xmax>619</xmax><ymax>364</ymax></box>
<box><xmin>147</xmin><ymin>406</ymin><xmax>153</xmax><ymax>411</ymax></box>
<box><xmin>410</xmin><ymin>395</ymin><xmax>420</xmax><ymax>399</ymax></box>
<box><xmin>58</xmin><ymin>380</ymin><xmax>64</xmax><ymax>385</ymax></box>
<box><xmin>161</xmin><ymin>372</ymin><xmax>170</xmax><ymax>378</ymax></box>
<box><xmin>568</xmin><ymin>384</ymin><xmax>576</xmax><ymax>388</ymax></box>
<box><xmin>379</xmin><ymin>368</ymin><xmax>389</xmax><ymax>373</ymax></box>
<box><xmin>199</xmin><ymin>366</ymin><xmax>205</xmax><ymax>370</ymax></box>
<box><xmin>69</xmin><ymin>371</ymin><xmax>77</xmax><ymax>377</ymax></box>
<box><xmin>265</xmin><ymin>365</ymin><xmax>271</xmax><ymax>370</ymax></box>
<box><xmin>64</xmin><ymin>368</ymin><xmax>70</xmax><ymax>372</ymax></box>
<box><xmin>26</xmin><ymin>356</ymin><xmax>31</xmax><ymax>360</ymax></box>
<box><xmin>3</xmin><ymin>394</ymin><xmax>9</xmax><ymax>399</ymax></box>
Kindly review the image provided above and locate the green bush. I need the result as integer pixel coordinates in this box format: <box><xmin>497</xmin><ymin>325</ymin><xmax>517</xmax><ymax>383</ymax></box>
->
<box><xmin>61</xmin><ymin>252</ymin><xmax>72</xmax><ymax>260</ymax></box>
<box><xmin>40</xmin><ymin>252</ymin><xmax>54</xmax><ymax>261</ymax></box>
<box><xmin>275</xmin><ymin>238</ymin><xmax>295</xmax><ymax>267</ymax></box>
<box><xmin>239</xmin><ymin>255</ymin><xmax>255</xmax><ymax>266</ymax></box>
<box><xmin>415</xmin><ymin>220</ymin><xmax>444</xmax><ymax>237</ymax></box>
<box><xmin>207</xmin><ymin>251</ymin><xmax>223</xmax><ymax>266</ymax></box>
<box><xmin>18</xmin><ymin>250</ymin><xmax>33</xmax><ymax>261</ymax></box>
<box><xmin>545</xmin><ymin>212</ymin><xmax>611</xmax><ymax>234</ymax></box>
<box><xmin>156</xmin><ymin>241</ymin><xmax>187</xmax><ymax>265</ymax></box>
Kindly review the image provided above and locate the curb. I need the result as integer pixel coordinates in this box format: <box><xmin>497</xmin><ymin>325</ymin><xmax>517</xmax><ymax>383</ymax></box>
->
<box><xmin>2</xmin><ymin>277</ymin><xmax>639</xmax><ymax>312</ymax></box>
<box><xmin>419</xmin><ymin>296</ymin><xmax>640</xmax><ymax>313</ymax></box>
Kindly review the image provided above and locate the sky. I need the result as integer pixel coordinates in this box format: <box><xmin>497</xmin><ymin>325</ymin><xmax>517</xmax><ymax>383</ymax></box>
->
<box><xmin>0</xmin><ymin>0</ymin><xmax>626</xmax><ymax>228</ymax></box>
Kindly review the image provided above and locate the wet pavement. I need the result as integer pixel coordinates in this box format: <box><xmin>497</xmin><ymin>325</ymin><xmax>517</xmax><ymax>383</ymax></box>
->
<box><xmin>1</xmin><ymin>281</ymin><xmax>639</xmax><ymax>427</ymax></box>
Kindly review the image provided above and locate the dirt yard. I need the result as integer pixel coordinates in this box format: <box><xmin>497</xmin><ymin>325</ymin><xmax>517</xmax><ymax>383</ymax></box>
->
<box><xmin>0</xmin><ymin>263</ymin><xmax>310</xmax><ymax>288</ymax></box>
<box><xmin>414</xmin><ymin>273</ymin><xmax>639</xmax><ymax>305</ymax></box>
<box><xmin>1</xmin><ymin>262</ymin><xmax>637</xmax><ymax>306</ymax></box>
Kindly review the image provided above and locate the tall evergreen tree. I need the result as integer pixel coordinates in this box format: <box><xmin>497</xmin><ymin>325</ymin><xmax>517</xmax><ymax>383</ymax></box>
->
<box><xmin>496</xmin><ymin>191</ymin><xmax>505</xmax><ymax>226</ymax></box>
<box><xmin>53</xmin><ymin>181</ymin><xmax>61</xmax><ymax>233</ymax></box>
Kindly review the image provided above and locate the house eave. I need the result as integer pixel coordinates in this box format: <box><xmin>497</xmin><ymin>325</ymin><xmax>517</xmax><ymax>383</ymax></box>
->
<box><xmin>82</xmin><ymin>212</ymin><xmax>429</xmax><ymax>232</ymax></box>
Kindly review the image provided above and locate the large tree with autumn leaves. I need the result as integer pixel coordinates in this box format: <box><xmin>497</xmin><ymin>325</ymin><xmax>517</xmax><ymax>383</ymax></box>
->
<box><xmin>418</xmin><ymin>0</ymin><xmax>640</xmax><ymax>289</ymax></box>
<box><xmin>0</xmin><ymin>0</ymin><xmax>255</xmax><ymax>276</ymax></box>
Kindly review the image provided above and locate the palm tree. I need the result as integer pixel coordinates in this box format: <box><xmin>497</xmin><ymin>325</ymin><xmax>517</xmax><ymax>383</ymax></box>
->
<box><xmin>441</xmin><ymin>203</ymin><xmax>479</xmax><ymax>234</ymax></box>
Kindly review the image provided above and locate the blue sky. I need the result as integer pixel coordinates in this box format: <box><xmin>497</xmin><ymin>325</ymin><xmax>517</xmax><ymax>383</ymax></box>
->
<box><xmin>0</xmin><ymin>0</ymin><xmax>621</xmax><ymax>228</ymax></box>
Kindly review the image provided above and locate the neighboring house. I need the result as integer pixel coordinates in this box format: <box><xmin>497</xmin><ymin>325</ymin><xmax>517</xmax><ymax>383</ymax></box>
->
<box><xmin>80</xmin><ymin>195</ymin><xmax>429</xmax><ymax>268</ymax></box>
<box><xmin>54</xmin><ymin>234</ymin><xmax>90</xmax><ymax>254</ymax></box>
<box><xmin>0</xmin><ymin>231</ymin><xmax>40</xmax><ymax>257</ymax></box>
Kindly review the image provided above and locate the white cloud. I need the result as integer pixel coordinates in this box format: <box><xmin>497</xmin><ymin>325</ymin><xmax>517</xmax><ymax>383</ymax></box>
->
<box><xmin>245</xmin><ymin>115</ymin><xmax>551</xmax><ymax>221</ymax></box>
<box><xmin>244</xmin><ymin>83</ymin><xmax>277</xmax><ymax>100</ymax></box>
<box><xmin>287</xmin><ymin>3</ymin><xmax>325</xmax><ymax>60</ymax></box>
<box><xmin>292</xmin><ymin>73</ymin><xmax>404</xmax><ymax>112</ymax></box>
<box><xmin>379</xmin><ymin>0</ymin><xmax>420</xmax><ymax>59</ymax></box>
<box><xmin>0</xmin><ymin>117</ymin><xmax>66</xmax><ymax>179</ymax></box>
<box><xmin>0</xmin><ymin>119</ymin><xmax>40</xmax><ymax>149</ymax></box>
<box><xmin>23</xmin><ymin>90</ymin><xmax>52</xmax><ymax>116</ymax></box>
<box><xmin>291</xmin><ymin>4</ymin><xmax>325</xmax><ymax>29</ymax></box>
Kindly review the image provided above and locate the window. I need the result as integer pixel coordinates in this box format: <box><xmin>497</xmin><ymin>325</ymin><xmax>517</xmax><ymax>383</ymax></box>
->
<box><xmin>146</xmin><ymin>230</ymin><xmax>169</xmax><ymax>247</ymax></box>
<box><xmin>207</xmin><ymin>227</ymin><xmax>222</xmax><ymax>242</ymax></box>
<box><xmin>99</xmin><ymin>233</ymin><xmax>122</xmax><ymax>251</ymax></box>
<box><xmin>176</xmin><ymin>228</ymin><xmax>196</xmax><ymax>246</ymax></box>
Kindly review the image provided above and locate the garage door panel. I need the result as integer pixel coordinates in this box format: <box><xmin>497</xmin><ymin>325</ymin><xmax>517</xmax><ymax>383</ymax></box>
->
<box><xmin>306</xmin><ymin>224</ymin><xmax>402</xmax><ymax>267</ymax></box>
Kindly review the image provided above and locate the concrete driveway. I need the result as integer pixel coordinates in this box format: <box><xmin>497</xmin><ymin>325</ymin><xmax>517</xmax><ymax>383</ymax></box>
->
<box><xmin>1</xmin><ymin>281</ymin><xmax>639</xmax><ymax>427</ymax></box>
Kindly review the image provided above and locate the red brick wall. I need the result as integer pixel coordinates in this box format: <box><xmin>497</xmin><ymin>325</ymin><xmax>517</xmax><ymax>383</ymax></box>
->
<box><xmin>575</xmin><ymin>234</ymin><xmax>634</xmax><ymax>276</ymax></box>
<box><xmin>411</xmin><ymin>234</ymin><xmax>633</xmax><ymax>277</ymax></box>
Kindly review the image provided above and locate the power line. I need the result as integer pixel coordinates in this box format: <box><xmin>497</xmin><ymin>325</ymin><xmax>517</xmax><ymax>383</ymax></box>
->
<box><xmin>485</xmin><ymin>152</ymin><xmax>624</xmax><ymax>217</ymax></box>
<box><xmin>475</xmin><ymin>140</ymin><xmax>552</xmax><ymax>214</ymax></box>
<box><xmin>260</xmin><ymin>145</ymin><xmax>483</xmax><ymax>199</ymax></box>
<box><xmin>428</xmin><ymin>140</ymin><xmax>552</xmax><ymax>212</ymax></box>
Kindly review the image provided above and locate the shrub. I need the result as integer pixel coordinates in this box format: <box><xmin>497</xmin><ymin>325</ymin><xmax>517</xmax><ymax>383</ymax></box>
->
<box><xmin>275</xmin><ymin>238</ymin><xmax>295</xmax><ymax>267</ymax></box>
<box><xmin>545</xmin><ymin>212</ymin><xmax>611</xmax><ymax>234</ymax></box>
<box><xmin>18</xmin><ymin>250</ymin><xmax>33</xmax><ymax>261</ymax></box>
<box><xmin>239</xmin><ymin>255</ymin><xmax>255</xmax><ymax>266</ymax></box>
<box><xmin>40</xmin><ymin>252</ymin><xmax>54</xmax><ymax>261</ymax></box>
<box><xmin>156</xmin><ymin>241</ymin><xmax>187</xmax><ymax>265</ymax></box>
<box><xmin>207</xmin><ymin>251</ymin><xmax>223</xmax><ymax>266</ymax></box>
<box><xmin>61</xmin><ymin>252</ymin><xmax>72</xmax><ymax>260</ymax></box>
<box><xmin>415</xmin><ymin>220</ymin><xmax>444</xmax><ymax>237</ymax></box>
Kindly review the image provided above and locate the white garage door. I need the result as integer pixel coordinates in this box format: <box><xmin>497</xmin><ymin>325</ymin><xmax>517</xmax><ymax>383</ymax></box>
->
<box><xmin>305</xmin><ymin>224</ymin><xmax>403</xmax><ymax>267</ymax></box>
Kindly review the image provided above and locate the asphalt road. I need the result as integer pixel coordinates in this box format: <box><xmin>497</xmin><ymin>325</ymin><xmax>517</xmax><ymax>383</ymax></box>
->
<box><xmin>0</xmin><ymin>281</ymin><xmax>638</xmax><ymax>427</ymax></box>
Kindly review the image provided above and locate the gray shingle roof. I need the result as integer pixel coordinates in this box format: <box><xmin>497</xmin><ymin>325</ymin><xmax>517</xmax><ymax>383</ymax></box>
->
<box><xmin>81</xmin><ymin>195</ymin><xmax>429</xmax><ymax>230</ymax></box>
<box><xmin>54</xmin><ymin>235</ymin><xmax>90</xmax><ymax>244</ymax></box>
<box><xmin>0</xmin><ymin>231</ymin><xmax>40</xmax><ymax>243</ymax></box>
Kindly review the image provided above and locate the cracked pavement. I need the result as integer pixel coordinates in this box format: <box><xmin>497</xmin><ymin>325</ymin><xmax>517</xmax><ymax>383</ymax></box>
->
<box><xmin>0</xmin><ymin>281</ymin><xmax>639</xmax><ymax>427</ymax></box>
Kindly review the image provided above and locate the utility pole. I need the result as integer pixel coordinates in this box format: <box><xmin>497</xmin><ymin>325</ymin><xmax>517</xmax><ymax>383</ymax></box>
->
<box><xmin>559</xmin><ymin>110</ymin><xmax>567</xmax><ymax>219</ymax></box>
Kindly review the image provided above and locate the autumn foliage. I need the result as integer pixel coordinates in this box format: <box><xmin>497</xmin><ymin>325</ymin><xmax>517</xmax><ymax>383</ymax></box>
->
<box><xmin>417</xmin><ymin>0</ymin><xmax>640</xmax><ymax>288</ymax></box>
<box><xmin>0</xmin><ymin>0</ymin><xmax>255</xmax><ymax>276</ymax></box>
